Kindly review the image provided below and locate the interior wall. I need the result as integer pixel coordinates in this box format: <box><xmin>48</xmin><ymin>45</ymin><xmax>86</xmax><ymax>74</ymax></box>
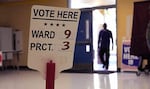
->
<box><xmin>0</xmin><ymin>0</ymin><xmax>67</xmax><ymax>7</ymax></box>
<box><xmin>0</xmin><ymin>7</ymin><xmax>10</xmax><ymax>26</ymax></box>
<box><xmin>117</xmin><ymin>0</ymin><xmax>145</xmax><ymax>70</ymax></box>
<box><xmin>0</xmin><ymin>0</ymin><xmax>67</xmax><ymax>66</ymax></box>
<box><xmin>0</xmin><ymin>0</ymin><xmax>147</xmax><ymax>68</ymax></box>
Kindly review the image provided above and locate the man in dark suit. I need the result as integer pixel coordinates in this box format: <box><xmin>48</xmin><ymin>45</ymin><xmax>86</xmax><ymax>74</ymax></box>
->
<box><xmin>98</xmin><ymin>23</ymin><xmax>113</xmax><ymax>70</ymax></box>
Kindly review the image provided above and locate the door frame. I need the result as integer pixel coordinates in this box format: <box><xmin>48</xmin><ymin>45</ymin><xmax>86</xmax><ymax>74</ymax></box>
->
<box><xmin>68</xmin><ymin>3</ymin><xmax>117</xmax><ymax>71</ymax></box>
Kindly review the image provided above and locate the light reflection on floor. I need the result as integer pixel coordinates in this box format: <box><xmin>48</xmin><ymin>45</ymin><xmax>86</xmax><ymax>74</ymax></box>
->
<box><xmin>0</xmin><ymin>70</ymin><xmax>150</xmax><ymax>89</ymax></box>
<box><xmin>93</xmin><ymin>73</ymin><xmax>118</xmax><ymax>89</ymax></box>
<box><xmin>93</xmin><ymin>54</ymin><xmax>117</xmax><ymax>71</ymax></box>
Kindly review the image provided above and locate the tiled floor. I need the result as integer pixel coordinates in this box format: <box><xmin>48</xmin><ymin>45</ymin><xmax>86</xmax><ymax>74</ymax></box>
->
<box><xmin>0</xmin><ymin>70</ymin><xmax>150</xmax><ymax>89</ymax></box>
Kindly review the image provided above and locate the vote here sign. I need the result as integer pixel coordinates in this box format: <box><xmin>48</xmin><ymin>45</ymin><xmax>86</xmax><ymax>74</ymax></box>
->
<box><xmin>28</xmin><ymin>5</ymin><xmax>80</xmax><ymax>78</ymax></box>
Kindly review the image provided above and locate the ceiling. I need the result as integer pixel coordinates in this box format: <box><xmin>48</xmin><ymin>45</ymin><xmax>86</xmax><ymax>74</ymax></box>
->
<box><xmin>70</xmin><ymin>0</ymin><xmax>116</xmax><ymax>8</ymax></box>
<box><xmin>77</xmin><ymin>0</ymin><xmax>115</xmax><ymax>5</ymax></box>
<box><xmin>0</xmin><ymin>0</ymin><xmax>116</xmax><ymax>7</ymax></box>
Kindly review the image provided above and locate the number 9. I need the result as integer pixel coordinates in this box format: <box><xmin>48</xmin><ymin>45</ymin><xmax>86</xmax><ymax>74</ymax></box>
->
<box><xmin>64</xmin><ymin>30</ymin><xmax>71</xmax><ymax>38</ymax></box>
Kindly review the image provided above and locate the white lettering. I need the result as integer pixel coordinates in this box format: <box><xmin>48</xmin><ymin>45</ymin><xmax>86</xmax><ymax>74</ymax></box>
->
<box><xmin>124</xmin><ymin>47</ymin><xmax>130</xmax><ymax>53</ymax></box>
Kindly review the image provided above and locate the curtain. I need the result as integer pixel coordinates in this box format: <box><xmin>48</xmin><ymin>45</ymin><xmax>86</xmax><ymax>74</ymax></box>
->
<box><xmin>130</xmin><ymin>1</ymin><xmax>150</xmax><ymax>57</ymax></box>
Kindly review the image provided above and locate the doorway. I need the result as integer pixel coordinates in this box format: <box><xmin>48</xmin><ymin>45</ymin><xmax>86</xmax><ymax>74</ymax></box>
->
<box><xmin>93</xmin><ymin>8</ymin><xmax>117</xmax><ymax>71</ymax></box>
<box><xmin>68</xmin><ymin>0</ymin><xmax>117</xmax><ymax>71</ymax></box>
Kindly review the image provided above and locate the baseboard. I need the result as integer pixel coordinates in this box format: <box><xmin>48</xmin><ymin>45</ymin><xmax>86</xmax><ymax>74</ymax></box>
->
<box><xmin>0</xmin><ymin>66</ymin><xmax>36</xmax><ymax>71</ymax></box>
<box><xmin>72</xmin><ymin>63</ymin><xmax>93</xmax><ymax>71</ymax></box>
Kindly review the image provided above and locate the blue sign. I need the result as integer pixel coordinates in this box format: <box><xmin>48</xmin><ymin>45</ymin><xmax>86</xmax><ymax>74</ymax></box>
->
<box><xmin>122</xmin><ymin>43</ymin><xmax>140</xmax><ymax>66</ymax></box>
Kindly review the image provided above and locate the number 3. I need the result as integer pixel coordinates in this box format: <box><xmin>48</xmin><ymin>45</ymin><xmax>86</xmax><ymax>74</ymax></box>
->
<box><xmin>62</xmin><ymin>41</ymin><xmax>70</xmax><ymax>50</ymax></box>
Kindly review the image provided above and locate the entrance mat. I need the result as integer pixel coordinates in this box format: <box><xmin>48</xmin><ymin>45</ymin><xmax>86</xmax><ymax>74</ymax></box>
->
<box><xmin>61</xmin><ymin>69</ymin><xmax>116</xmax><ymax>74</ymax></box>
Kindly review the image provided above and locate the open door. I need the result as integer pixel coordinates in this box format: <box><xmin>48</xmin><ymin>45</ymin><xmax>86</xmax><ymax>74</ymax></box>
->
<box><xmin>73</xmin><ymin>8</ymin><xmax>93</xmax><ymax>71</ymax></box>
